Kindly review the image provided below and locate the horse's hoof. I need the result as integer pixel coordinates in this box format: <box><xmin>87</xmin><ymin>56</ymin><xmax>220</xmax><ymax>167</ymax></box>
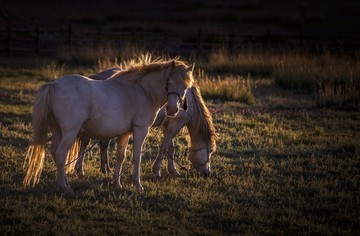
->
<box><xmin>152</xmin><ymin>174</ymin><xmax>161</xmax><ymax>182</ymax></box>
<box><xmin>153</xmin><ymin>170</ymin><xmax>162</xmax><ymax>179</ymax></box>
<box><xmin>112</xmin><ymin>181</ymin><xmax>123</xmax><ymax>189</ymax></box>
<box><xmin>74</xmin><ymin>165</ymin><xmax>84</xmax><ymax>176</ymax></box>
<box><xmin>133</xmin><ymin>184</ymin><xmax>144</xmax><ymax>192</ymax></box>
<box><xmin>62</xmin><ymin>189</ymin><xmax>75</xmax><ymax>199</ymax></box>
<box><xmin>152</xmin><ymin>164</ymin><xmax>161</xmax><ymax>175</ymax></box>
<box><xmin>168</xmin><ymin>169</ymin><xmax>180</xmax><ymax>176</ymax></box>
<box><xmin>76</xmin><ymin>172</ymin><xmax>85</xmax><ymax>178</ymax></box>
<box><xmin>101</xmin><ymin>166</ymin><xmax>110</xmax><ymax>174</ymax></box>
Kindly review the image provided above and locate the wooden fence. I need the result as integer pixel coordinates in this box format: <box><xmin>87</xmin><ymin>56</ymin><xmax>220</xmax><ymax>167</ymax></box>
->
<box><xmin>0</xmin><ymin>24</ymin><xmax>359</xmax><ymax>57</ymax></box>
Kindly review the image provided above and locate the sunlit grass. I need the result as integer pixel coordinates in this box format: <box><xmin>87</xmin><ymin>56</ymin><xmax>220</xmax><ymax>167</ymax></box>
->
<box><xmin>196</xmin><ymin>70</ymin><xmax>255</xmax><ymax>104</ymax></box>
<box><xmin>39</xmin><ymin>61</ymin><xmax>66</xmax><ymax>81</ymax></box>
<box><xmin>206</xmin><ymin>48</ymin><xmax>273</xmax><ymax>77</ymax></box>
<box><xmin>206</xmin><ymin>48</ymin><xmax>360</xmax><ymax>109</ymax></box>
<box><xmin>95</xmin><ymin>56</ymin><xmax>121</xmax><ymax>72</ymax></box>
<box><xmin>273</xmin><ymin>51</ymin><xmax>360</xmax><ymax>108</ymax></box>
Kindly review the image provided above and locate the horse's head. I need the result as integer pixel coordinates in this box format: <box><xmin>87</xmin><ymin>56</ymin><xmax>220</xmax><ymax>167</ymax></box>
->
<box><xmin>165</xmin><ymin>60</ymin><xmax>194</xmax><ymax>117</ymax></box>
<box><xmin>187</xmin><ymin>147</ymin><xmax>212</xmax><ymax>177</ymax></box>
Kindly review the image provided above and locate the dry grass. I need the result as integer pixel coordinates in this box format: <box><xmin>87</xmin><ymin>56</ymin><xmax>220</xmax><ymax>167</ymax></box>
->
<box><xmin>206</xmin><ymin>48</ymin><xmax>273</xmax><ymax>77</ymax></box>
<box><xmin>206</xmin><ymin>48</ymin><xmax>360</xmax><ymax>109</ymax></box>
<box><xmin>39</xmin><ymin>62</ymin><xmax>66</xmax><ymax>81</ymax></box>
<box><xmin>196</xmin><ymin>68</ymin><xmax>255</xmax><ymax>104</ymax></box>
<box><xmin>95</xmin><ymin>56</ymin><xmax>121</xmax><ymax>72</ymax></box>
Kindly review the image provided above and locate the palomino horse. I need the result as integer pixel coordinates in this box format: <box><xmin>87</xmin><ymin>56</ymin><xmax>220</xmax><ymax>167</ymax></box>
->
<box><xmin>75</xmin><ymin>68</ymin><xmax>216</xmax><ymax>178</ymax></box>
<box><xmin>23</xmin><ymin>58</ymin><xmax>194</xmax><ymax>194</ymax></box>
<box><xmin>152</xmin><ymin>84</ymin><xmax>216</xmax><ymax>178</ymax></box>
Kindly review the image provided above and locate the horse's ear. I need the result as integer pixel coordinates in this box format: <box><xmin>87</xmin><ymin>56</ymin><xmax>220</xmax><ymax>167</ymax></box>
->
<box><xmin>187</xmin><ymin>63</ymin><xmax>195</xmax><ymax>73</ymax></box>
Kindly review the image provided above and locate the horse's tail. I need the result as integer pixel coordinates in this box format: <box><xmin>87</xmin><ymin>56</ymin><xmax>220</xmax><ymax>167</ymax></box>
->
<box><xmin>23</xmin><ymin>83</ymin><xmax>54</xmax><ymax>187</ymax></box>
<box><xmin>65</xmin><ymin>137</ymin><xmax>81</xmax><ymax>174</ymax></box>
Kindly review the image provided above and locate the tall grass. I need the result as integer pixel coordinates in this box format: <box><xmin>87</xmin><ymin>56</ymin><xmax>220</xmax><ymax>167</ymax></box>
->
<box><xmin>196</xmin><ymin>68</ymin><xmax>255</xmax><ymax>104</ymax></box>
<box><xmin>207</xmin><ymin>48</ymin><xmax>360</xmax><ymax>109</ymax></box>
<box><xmin>39</xmin><ymin>62</ymin><xmax>66</xmax><ymax>81</ymax></box>
<box><xmin>274</xmin><ymin>52</ymin><xmax>360</xmax><ymax>109</ymax></box>
<box><xmin>95</xmin><ymin>57</ymin><xmax>121</xmax><ymax>72</ymax></box>
<box><xmin>206</xmin><ymin>48</ymin><xmax>273</xmax><ymax>77</ymax></box>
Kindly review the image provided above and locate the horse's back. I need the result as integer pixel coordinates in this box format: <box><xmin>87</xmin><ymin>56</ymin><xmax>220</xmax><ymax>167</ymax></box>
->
<box><xmin>89</xmin><ymin>68</ymin><xmax>120</xmax><ymax>81</ymax></box>
<box><xmin>53</xmin><ymin>74</ymin><xmax>91</xmax><ymax>89</ymax></box>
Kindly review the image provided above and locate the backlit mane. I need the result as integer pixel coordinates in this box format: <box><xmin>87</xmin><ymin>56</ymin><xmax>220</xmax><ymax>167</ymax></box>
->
<box><xmin>106</xmin><ymin>54</ymin><xmax>193</xmax><ymax>103</ymax></box>
<box><xmin>109</xmin><ymin>54</ymin><xmax>193</xmax><ymax>87</ymax></box>
<box><xmin>189</xmin><ymin>84</ymin><xmax>217</xmax><ymax>152</ymax></box>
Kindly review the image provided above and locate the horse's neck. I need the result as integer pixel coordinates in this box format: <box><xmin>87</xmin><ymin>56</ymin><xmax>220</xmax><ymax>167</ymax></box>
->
<box><xmin>186</xmin><ymin>92</ymin><xmax>208</xmax><ymax>150</ymax></box>
<box><xmin>138</xmin><ymin>72</ymin><xmax>167</xmax><ymax>108</ymax></box>
<box><xmin>186</xmin><ymin>122</ymin><xmax>208</xmax><ymax>150</ymax></box>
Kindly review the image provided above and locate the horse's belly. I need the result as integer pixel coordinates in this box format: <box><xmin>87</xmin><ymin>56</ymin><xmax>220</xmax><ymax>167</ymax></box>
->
<box><xmin>81</xmin><ymin>119</ymin><xmax>131</xmax><ymax>139</ymax></box>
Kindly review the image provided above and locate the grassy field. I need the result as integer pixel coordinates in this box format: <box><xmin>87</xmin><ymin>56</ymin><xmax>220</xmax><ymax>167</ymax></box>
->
<box><xmin>0</xmin><ymin>50</ymin><xmax>360</xmax><ymax>235</ymax></box>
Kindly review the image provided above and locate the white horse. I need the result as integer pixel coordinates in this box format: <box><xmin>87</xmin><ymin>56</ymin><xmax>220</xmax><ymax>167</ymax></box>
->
<box><xmin>23</xmin><ymin>57</ymin><xmax>194</xmax><ymax>195</ymax></box>
<box><xmin>75</xmin><ymin>68</ymin><xmax>216</xmax><ymax>178</ymax></box>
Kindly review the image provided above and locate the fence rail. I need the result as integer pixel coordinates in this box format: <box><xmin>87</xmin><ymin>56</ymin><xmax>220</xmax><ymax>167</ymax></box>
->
<box><xmin>0</xmin><ymin>24</ymin><xmax>359</xmax><ymax>57</ymax></box>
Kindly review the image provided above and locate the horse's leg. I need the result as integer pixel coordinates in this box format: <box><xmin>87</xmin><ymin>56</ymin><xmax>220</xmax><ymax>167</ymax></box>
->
<box><xmin>55</xmin><ymin>131</ymin><xmax>79</xmax><ymax>195</ymax></box>
<box><xmin>152</xmin><ymin>132</ymin><xmax>173</xmax><ymax>179</ymax></box>
<box><xmin>167</xmin><ymin>139</ymin><xmax>180</xmax><ymax>176</ymax></box>
<box><xmin>75</xmin><ymin>136</ymin><xmax>90</xmax><ymax>177</ymax></box>
<box><xmin>112</xmin><ymin>134</ymin><xmax>129</xmax><ymax>188</ymax></box>
<box><xmin>152</xmin><ymin>124</ymin><xmax>183</xmax><ymax>178</ymax></box>
<box><xmin>49</xmin><ymin>116</ymin><xmax>73</xmax><ymax>191</ymax></box>
<box><xmin>99</xmin><ymin>139</ymin><xmax>110</xmax><ymax>174</ymax></box>
<box><xmin>132</xmin><ymin>127</ymin><xmax>149</xmax><ymax>191</ymax></box>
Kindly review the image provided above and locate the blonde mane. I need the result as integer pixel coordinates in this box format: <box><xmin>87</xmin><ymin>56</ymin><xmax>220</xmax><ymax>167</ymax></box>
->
<box><xmin>189</xmin><ymin>84</ymin><xmax>217</xmax><ymax>152</ymax></box>
<box><xmin>109</xmin><ymin>54</ymin><xmax>193</xmax><ymax>87</ymax></box>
